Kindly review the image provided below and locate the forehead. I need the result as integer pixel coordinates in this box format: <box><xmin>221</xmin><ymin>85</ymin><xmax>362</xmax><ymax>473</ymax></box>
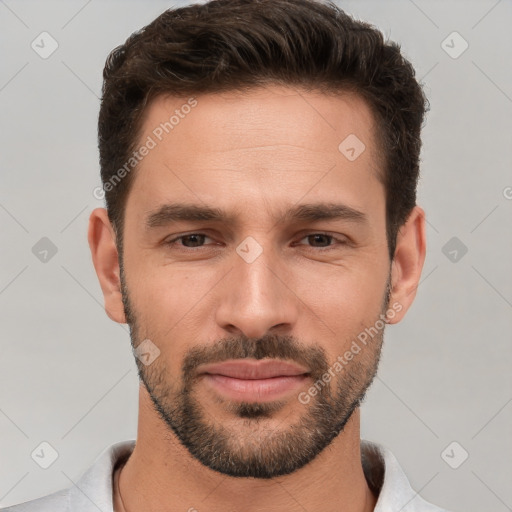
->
<box><xmin>126</xmin><ymin>84</ymin><xmax>384</xmax><ymax>222</ymax></box>
<box><xmin>139</xmin><ymin>84</ymin><xmax>380</xmax><ymax>166</ymax></box>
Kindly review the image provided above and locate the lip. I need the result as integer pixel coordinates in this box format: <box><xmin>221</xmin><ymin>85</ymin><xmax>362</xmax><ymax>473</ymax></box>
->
<box><xmin>198</xmin><ymin>359</ymin><xmax>310</xmax><ymax>379</ymax></box>
<box><xmin>198</xmin><ymin>359</ymin><xmax>310</xmax><ymax>402</ymax></box>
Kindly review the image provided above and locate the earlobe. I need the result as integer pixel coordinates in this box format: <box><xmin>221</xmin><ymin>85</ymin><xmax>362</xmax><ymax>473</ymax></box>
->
<box><xmin>87</xmin><ymin>208</ymin><xmax>127</xmax><ymax>324</ymax></box>
<box><xmin>387</xmin><ymin>206</ymin><xmax>426</xmax><ymax>324</ymax></box>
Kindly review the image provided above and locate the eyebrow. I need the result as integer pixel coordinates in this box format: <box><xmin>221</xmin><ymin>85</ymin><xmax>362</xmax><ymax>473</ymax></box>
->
<box><xmin>144</xmin><ymin>202</ymin><xmax>368</xmax><ymax>230</ymax></box>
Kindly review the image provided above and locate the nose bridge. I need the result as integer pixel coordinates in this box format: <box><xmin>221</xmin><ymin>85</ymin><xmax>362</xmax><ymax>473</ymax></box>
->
<box><xmin>215</xmin><ymin>236</ymin><xmax>298</xmax><ymax>338</ymax></box>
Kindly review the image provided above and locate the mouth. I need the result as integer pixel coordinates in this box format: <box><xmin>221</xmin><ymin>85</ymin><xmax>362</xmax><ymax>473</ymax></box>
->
<box><xmin>198</xmin><ymin>359</ymin><xmax>311</xmax><ymax>402</ymax></box>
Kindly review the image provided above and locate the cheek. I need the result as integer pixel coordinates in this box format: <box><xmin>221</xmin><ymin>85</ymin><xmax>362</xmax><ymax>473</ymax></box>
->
<box><xmin>293</xmin><ymin>264</ymin><xmax>388</xmax><ymax>355</ymax></box>
<box><xmin>129</xmin><ymin>267</ymin><xmax>215</xmax><ymax>359</ymax></box>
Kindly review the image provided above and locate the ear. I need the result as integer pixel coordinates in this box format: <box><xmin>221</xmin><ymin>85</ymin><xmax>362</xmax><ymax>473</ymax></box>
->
<box><xmin>87</xmin><ymin>208</ymin><xmax>127</xmax><ymax>324</ymax></box>
<box><xmin>386</xmin><ymin>206</ymin><xmax>427</xmax><ymax>324</ymax></box>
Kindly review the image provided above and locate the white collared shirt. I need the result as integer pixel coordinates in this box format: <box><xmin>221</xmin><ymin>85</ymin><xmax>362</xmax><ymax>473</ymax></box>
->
<box><xmin>2</xmin><ymin>439</ymin><xmax>451</xmax><ymax>511</ymax></box>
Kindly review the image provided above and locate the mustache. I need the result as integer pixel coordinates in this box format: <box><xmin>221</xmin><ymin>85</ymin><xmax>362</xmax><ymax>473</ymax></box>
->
<box><xmin>181</xmin><ymin>333</ymin><xmax>329</xmax><ymax>384</ymax></box>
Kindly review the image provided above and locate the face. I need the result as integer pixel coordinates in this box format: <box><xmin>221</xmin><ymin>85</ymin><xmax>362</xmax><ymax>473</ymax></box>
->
<box><xmin>101</xmin><ymin>85</ymin><xmax>411</xmax><ymax>478</ymax></box>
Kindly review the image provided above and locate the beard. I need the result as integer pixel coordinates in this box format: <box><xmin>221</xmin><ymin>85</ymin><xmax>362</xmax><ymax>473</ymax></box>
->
<box><xmin>120</xmin><ymin>265</ymin><xmax>390</xmax><ymax>479</ymax></box>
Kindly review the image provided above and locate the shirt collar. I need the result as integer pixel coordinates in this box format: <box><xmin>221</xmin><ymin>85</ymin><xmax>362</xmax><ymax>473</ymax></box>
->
<box><xmin>67</xmin><ymin>438</ymin><xmax>445</xmax><ymax>512</ymax></box>
<box><xmin>361</xmin><ymin>439</ymin><xmax>442</xmax><ymax>511</ymax></box>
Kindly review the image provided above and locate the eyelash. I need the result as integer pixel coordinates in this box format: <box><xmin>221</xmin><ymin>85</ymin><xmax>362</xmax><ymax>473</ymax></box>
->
<box><xmin>164</xmin><ymin>232</ymin><xmax>348</xmax><ymax>252</ymax></box>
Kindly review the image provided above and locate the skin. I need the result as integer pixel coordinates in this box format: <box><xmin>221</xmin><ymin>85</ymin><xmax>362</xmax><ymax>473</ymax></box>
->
<box><xmin>88</xmin><ymin>85</ymin><xmax>426</xmax><ymax>512</ymax></box>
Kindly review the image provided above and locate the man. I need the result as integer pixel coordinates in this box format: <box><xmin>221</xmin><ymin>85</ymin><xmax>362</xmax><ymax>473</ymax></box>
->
<box><xmin>3</xmin><ymin>0</ymin><xmax>451</xmax><ymax>510</ymax></box>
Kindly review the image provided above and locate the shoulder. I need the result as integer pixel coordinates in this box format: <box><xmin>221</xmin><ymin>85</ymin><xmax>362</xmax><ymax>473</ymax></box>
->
<box><xmin>0</xmin><ymin>488</ymin><xmax>70</xmax><ymax>511</ymax></box>
<box><xmin>1</xmin><ymin>440</ymin><xmax>135</xmax><ymax>512</ymax></box>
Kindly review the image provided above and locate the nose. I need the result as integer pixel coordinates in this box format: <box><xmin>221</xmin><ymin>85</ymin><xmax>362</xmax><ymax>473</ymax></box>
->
<box><xmin>214</xmin><ymin>243</ymin><xmax>299</xmax><ymax>340</ymax></box>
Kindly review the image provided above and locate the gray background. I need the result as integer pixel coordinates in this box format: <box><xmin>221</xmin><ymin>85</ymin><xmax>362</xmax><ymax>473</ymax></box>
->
<box><xmin>0</xmin><ymin>1</ymin><xmax>511</xmax><ymax>511</ymax></box>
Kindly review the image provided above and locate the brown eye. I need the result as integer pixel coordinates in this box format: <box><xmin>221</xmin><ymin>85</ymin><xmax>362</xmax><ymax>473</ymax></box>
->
<box><xmin>297</xmin><ymin>233</ymin><xmax>346</xmax><ymax>250</ymax></box>
<box><xmin>305</xmin><ymin>234</ymin><xmax>333</xmax><ymax>247</ymax></box>
<box><xmin>165</xmin><ymin>233</ymin><xmax>213</xmax><ymax>249</ymax></box>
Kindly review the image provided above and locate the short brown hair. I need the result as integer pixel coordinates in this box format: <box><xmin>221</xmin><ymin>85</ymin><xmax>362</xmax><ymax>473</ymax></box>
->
<box><xmin>98</xmin><ymin>0</ymin><xmax>429</xmax><ymax>259</ymax></box>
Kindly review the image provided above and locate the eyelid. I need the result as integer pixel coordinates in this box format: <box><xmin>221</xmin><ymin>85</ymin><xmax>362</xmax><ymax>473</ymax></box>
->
<box><xmin>295</xmin><ymin>230</ymin><xmax>349</xmax><ymax>241</ymax></box>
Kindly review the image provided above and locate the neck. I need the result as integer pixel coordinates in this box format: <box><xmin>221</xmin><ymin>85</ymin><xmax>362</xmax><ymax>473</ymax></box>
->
<box><xmin>116</xmin><ymin>384</ymin><xmax>377</xmax><ymax>512</ymax></box>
